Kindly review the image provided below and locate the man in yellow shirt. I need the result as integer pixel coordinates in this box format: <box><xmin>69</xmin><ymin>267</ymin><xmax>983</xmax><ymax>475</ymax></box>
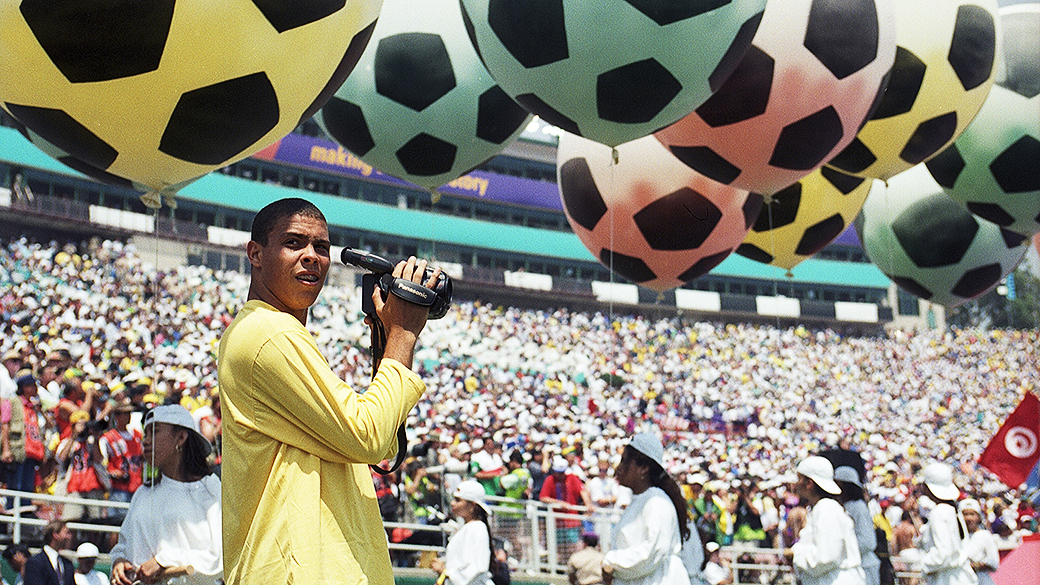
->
<box><xmin>218</xmin><ymin>197</ymin><xmax>441</xmax><ymax>584</ymax></box>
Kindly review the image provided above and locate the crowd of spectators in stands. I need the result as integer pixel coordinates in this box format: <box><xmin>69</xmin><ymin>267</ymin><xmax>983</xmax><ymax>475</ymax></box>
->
<box><xmin>1</xmin><ymin>236</ymin><xmax>1038</xmax><ymax>579</ymax></box>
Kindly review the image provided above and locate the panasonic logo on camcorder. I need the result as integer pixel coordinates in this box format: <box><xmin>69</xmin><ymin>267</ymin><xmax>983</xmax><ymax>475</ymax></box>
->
<box><xmin>399</xmin><ymin>282</ymin><xmax>431</xmax><ymax>299</ymax></box>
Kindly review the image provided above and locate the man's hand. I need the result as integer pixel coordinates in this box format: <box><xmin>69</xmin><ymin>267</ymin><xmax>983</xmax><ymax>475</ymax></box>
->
<box><xmin>111</xmin><ymin>560</ymin><xmax>136</xmax><ymax>585</ymax></box>
<box><xmin>373</xmin><ymin>257</ymin><xmax>442</xmax><ymax>367</ymax></box>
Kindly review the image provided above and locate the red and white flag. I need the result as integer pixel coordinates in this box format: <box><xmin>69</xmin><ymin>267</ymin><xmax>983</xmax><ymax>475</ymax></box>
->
<box><xmin>979</xmin><ymin>393</ymin><xmax>1040</xmax><ymax>488</ymax></box>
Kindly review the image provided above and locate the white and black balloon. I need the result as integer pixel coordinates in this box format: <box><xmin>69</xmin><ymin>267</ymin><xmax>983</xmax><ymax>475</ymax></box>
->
<box><xmin>856</xmin><ymin>164</ymin><xmax>1029</xmax><ymax>308</ymax></box>
<box><xmin>316</xmin><ymin>0</ymin><xmax>531</xmax><ymax>190</ymax></box>
<box><xmin>458</xmin><ymin>0</ymin><xmax>769</xmax><ymax>147</ymax></box>
<box><xmin>925</xmin><ymin>3</ymin><xmax>1040</xmax><ymax>237</ymax></box>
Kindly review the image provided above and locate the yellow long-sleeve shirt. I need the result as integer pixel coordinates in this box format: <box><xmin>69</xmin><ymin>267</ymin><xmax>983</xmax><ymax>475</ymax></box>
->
<box><xmin>217</xmin><ymin>300</ymin><xmax>425</xmax><ymax>584</ymax></box>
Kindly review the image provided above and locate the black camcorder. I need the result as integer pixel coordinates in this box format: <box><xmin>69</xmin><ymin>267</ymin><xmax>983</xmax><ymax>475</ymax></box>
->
<box><xmin>341</xmin><ymin>248</ymin><xmax>452</xmax><ymax>320</ymax></box>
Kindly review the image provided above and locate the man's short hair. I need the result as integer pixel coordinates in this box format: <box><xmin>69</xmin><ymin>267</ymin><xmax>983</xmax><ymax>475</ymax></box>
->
<box><xmin>581</xmin><ymin>532</ymin><xmax>599</xmax><ymax>548</ymax></box>
<box><xmin>250</xmin><ymin>198</ymin><xmax>326</xmax><ymax>246</ymax></box>
<box><xmin>42</xmin><ymin>519</ymin><xmax>67</xmax><ymax>545</ymax></box>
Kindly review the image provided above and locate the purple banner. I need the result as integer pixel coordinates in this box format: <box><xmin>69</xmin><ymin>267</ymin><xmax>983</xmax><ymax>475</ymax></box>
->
<box><xmin>253</xmin><ymin>133</ymin><xmax>563</xmax><ymax>211</ymax></box>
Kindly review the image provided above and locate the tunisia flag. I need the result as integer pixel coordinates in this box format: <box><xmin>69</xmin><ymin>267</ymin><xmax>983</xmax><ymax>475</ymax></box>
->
<box><xmin>979</xmin><ymin>393</ymin><xmax>1040</xmax><ymax>488</ymax></box>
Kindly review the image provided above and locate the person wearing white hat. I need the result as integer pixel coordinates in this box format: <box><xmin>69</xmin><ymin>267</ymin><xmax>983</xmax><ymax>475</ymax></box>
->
<box><xmin>833</xmin><ymin>466</ymin><xmax>881</xmax><ymax>585</ymax></box>
<box><xmin>73</xmin><ymin>542</ymin><xmax>109</xmax><ymax>585</ymax></box>
<box><xmin>903</xmin><ymin>463</ymin><xmax>976</xmax><ymax>585</ymax></box>
<box><xmin>784</xmin><ymin>456</ymin><xmax>866</xmax><ymax>585</ymax></box>
<box><xmin>431</xmin><ymin>480</ymin><xmax>496</xmax><ymax>585</ymax></box>
<box><xmin>601</xmin><ymin>432</ymin><xmax>691</xmax><ymax>585</ymax></box>
<box><xmin>958</xmin><ymin>499</ymin><xmax>998</xmax><ymax>585</ymax></box>
<box><xmin>110</xmin><ymin>405</ymin><xmax>221</xmax><ymax>585</ymax></box>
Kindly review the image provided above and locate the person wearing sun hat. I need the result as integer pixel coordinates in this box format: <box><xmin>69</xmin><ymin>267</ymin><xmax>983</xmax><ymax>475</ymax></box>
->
<box><xmin>834</xmin><ymin>466</ymin><xmax>881</xmax><ymax>585</ymax></box>
<box><xmin>109</xmin><ymin>404</ymin><xmax>221</xmax><ymax>585</ymax></box>
<box><xmin>600</xmin><ymin>432</ymin><xmax>691</xmax><ymax>585</ymax></box>
<box><xmin>903</xmin><ymin>462</ymin><xmax>976</xmax><ymax>585</ymax></box>
<box><xmin>784</xmin><ymin>456</ymin><xmax>865</xmax><ymax>585</ymax></box>
<box><xmin>430</xmin><ymin>480</ymin><xmax>496</xmax><ymax>585</ymax></box>
<box><xmin>958</xmin><ymin>499</ymin><xmax>998</xmax><ymax>585</ymax></box>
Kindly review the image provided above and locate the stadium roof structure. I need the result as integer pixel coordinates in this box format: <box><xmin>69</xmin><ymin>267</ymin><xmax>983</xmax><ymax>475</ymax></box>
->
<box><xmin>0</xmin><ymin>125</ymin><xmax>891</xmax><ymax>290</ymax></box>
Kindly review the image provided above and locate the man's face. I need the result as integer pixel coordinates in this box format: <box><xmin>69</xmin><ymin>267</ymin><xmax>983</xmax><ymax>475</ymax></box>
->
<box><xmin>247</xmin><ymin>213</ymin><xmax>331</xmax><ymax>323</ymax></box>
<box><xmin>2</xmin><ymin>358</ymin><xmax>19</xmax><ymax>375</ymax></box>
<box><xmin>53</xmin><ymin>525</ymin><xmax>73</xmax><ymax>550</ymax></box>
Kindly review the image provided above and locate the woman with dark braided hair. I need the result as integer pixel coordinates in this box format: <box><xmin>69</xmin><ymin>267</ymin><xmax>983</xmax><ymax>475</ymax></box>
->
<box><xmin>602</xmin><ymin>433</ymin><xmax>692</xmax><ymax>585</ymax></box>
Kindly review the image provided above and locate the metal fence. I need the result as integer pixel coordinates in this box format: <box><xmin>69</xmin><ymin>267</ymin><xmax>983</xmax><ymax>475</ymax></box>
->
<box><xmin>0</xmin><ymin>488</ymin><xmax>924</xmax><ymax>584</ymax></box>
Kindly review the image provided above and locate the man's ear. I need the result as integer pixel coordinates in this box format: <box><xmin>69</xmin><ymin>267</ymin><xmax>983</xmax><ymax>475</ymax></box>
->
<box><xmin>246</xmin><ymin>240</ymin><xmax>262</xmax><ymax>269</ymax></box>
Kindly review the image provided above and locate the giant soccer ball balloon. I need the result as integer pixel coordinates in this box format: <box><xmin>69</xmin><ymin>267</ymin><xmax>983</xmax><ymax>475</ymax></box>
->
<box><xmin>828</xmin><ymin>0</ymin><xmax>1000</xmax><ymax>180</ymax></box>
<box><xmin>654</xmin><ymin>0</ymin><xmax>897</xmax><ymax>196</ymax></box>
<box><xmin>316</xmin><ymin>0</ymin><xmax>531</xmax><ymax>191</ymax></box>
<box><xmin>856</xmin><ymin>164</ymin><xmax>1028</xmax><ymax>307</ymax></box>
<box><xmin>737</xmin><ymin>167</ymin><xmax>875</xmax><ymax>272</ymax></box>
<box><xmin>0</xmin><ymin>0</ymin><xmax>380</xmax><ymax>197</ymax></box>
<box><xmin>459</xmin><ymin>0</ymin><xmax>768</xmax><ymax>147</ymax></box>
<box><xmin>926</xmin><ymin>3</ymin><xmax>1040</xmax><ymax>237</ymax></box>
<box><xmin>557</xmin><ymin>132</ymin><xmax>763</xmax><ymax>292</ymax></box>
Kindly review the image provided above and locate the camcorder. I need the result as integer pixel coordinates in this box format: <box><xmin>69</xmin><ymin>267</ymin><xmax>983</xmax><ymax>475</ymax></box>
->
<box><xmin>340</xmin><ymin>248</ymin><xmax>452</xmax><ymax>320</ymax></box>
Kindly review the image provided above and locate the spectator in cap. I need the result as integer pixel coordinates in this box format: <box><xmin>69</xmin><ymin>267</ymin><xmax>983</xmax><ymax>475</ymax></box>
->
<box><xmin>99</xmin><ymin>403</ymin><xmax>144</xmax><ymax>527</ymax></box>
<box><xmin>1</xmin><ymin>350</ymin><xmax>23</xmax><ymax>401</ymax></box>
<box><xmin>431</xmin><ymin>480</ymin><xmax>497</xmax><ymax>585</ymax></box>
<box><xmin>110</xmin><ymin>405</ymin><xmax>221</xmax><ymax>585</ymax></box>
<box><xmin>541</xmin><ymin>455</ymin><xmax>593</xmax><ymax>562</ymax></box>
<box><xmin>601</xmin><ymin>432</ymin><xmax>690</xmax><ymax>585</ymax></box>
<box><xmin>4</xmin><ymin>371</ymin><xmax>45</xmax><ymax>508</ymax></box>
<box><xmin>958</xmin><ymin>499</ymin><xmax>997</xmax><ymax>585</ymax></box>
<box><xmin>902</xmin><ymin>463</ymin><xmax>975</xmax><ymax>585</ymax></box>
<box><xmin>700</xmin><ymin>542</ymin><xmax>732</xmax><ymax>585</ymax></box>
<box><xmin>784</xmin><ymin>456</ymin><xmax>866</xmax><ymax>585</ymax></box>
<box><xmin>568</xmin><ymin>532</ymin><xmax>604</xmax><ymax>585</ymax></box>
<box><xmin>834</xmin><ymin>466</ymin><xmax>881</xmax><ymax>585</ymax></box>
<box><xmin>73</xmin><ymin>543</ymin><xmax>108</xmax><ymax>585</ymax></box>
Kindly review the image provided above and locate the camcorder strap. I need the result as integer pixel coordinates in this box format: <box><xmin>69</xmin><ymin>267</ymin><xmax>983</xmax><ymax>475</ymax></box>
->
<box><xmin>368</xmin><ymin>315</ymin><xmax>408</xmax><ymax>477</ymax></box>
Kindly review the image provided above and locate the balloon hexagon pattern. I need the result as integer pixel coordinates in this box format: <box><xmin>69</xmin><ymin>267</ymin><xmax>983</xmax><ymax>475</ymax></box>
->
<box><xmin>925</xmin><ymin>3</ymin><xmax>1040</xmax><ymax>237</ymax></box>
<box><xmin>855</xmin><ymin>164</ymin><xmax>1028</xmax><ymax>308</ymax></box>
<box><xmin>0</xmin><ymin>0</ymin><xmax>381</xmax><ymax>196</ymax></box>
<box><xmin>737</xmin><ymin>167</ymin><xmax>874</xmax><ymax>272</ymax></box>
<box><xmin>557</xmin><ymin>132</ymin><xmax>763</xmax><ymax>292</ymax></box>
<box><xmin>459</xmin><ymin>0</ymin><xmax>769</xmax><ymax>147</ymax></box>
<box><xmin>654</xmin><ymin>0</ymin><xmax>897</xmax><ymax>196</ymax></box>
<box><xmin>827</xmin><ymin>0</ymin><xmax>1000</xmax><ymax>180</ymax></box>
<box><xmin>316</xmin><ymin>0</ymin><xmax>532</xmax><ymax>191</ymax></box>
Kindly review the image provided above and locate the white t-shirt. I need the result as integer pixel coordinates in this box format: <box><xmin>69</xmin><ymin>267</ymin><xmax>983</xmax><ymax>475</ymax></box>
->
<box><xmin>110</xmin><ymin>474</ymin><xmax>222</xmax><ymax>585</ymax></box>
<box><xmin>74</xmin><ymin>570</ymin><xmax>110</xmax><ymax>585</ymax></box>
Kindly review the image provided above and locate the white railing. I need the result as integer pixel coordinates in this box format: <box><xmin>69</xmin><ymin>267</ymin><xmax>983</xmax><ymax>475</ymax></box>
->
<box><xmin>0</xmin><ymin>488</ymin><xmax>927</xmax><ymax>584</ymax></box>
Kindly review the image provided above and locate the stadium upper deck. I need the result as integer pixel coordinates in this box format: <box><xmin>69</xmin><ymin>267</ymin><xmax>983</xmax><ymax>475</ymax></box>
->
<box><xmin>0</xmin><ymin>114</ymin><xmax>939</xmax><ymax>328</ymax></box>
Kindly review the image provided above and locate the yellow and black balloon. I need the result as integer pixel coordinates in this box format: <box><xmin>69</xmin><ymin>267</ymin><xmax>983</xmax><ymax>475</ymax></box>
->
<box><xmin>0</xmin><ymin>0</ymin><xmax>381</xmax><ymax>205</ymax></box>
<box><xmin>736</xmin><ymin>167</ymin><xmax>874</xmax><ymax>273</ymax></box>
<box><xmin>827</xmin><ymin>0</ymin><xmax>1001</xmax><ymax>180</ymax></box>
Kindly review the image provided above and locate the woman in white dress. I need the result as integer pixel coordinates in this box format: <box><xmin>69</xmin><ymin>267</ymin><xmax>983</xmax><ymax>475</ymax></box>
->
<box><xmin>959</xmin><ymin>499</ymin><xmax>998</xmax><ymax>585</ymax></box>
<box><xmin>908</xmin><ymin>462</ymin><xmax>976</xmax><ymax>585</ymax></box>
<box><xmin>784</xmin><ymin>456</ymin><xmax>865</xmax><ymax>585</ymax></box>
<box><xmin>601</xmin><ymin>432</ymin><xmax>691</xmax><ymax>585</ymax></box>
<box><xmin>110</xmin><ymin>405</ymin><xmax>222</xmax><ymax>585</ymax></box>
<box><xmin>431</xmin><ymin>480</ymin><xmax>494</xmax><ymax>585</ymax></box>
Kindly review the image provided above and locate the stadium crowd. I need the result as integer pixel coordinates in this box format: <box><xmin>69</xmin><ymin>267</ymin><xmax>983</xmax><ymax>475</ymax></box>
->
<box><xmin>0</xmin><ymin>236</ymin><xmax>1037</xmax><ymax>578</ymax></box>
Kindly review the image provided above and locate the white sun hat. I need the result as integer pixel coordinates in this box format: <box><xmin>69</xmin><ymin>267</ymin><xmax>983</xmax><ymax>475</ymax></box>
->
<box><xmin>834</xmin><ymin>466</ymin><xmax>863</xmax><ymax>487</ymax></box>
<box><xmin>796</xmin><ymin>456</ymin><xmax>841</xmax><ymax>495</ymax></box>
<box><xmin>628</xmin><ymin>432</ymin><xmax>665</xmax><ymax>468</ymax></box>
<box><xmin>144</xmin><ymin>404</ymin><xmax>212</xmax><ymax>455</ymax></box>
<box><xmin>920</xmin><ymin>462</ymin><xmax>959</xmax><ymax>502</ymax></box>
<box><xmin>453</xmin><ymin>479</ymin><xmax>492</xmax><ymax>515</ymax></box>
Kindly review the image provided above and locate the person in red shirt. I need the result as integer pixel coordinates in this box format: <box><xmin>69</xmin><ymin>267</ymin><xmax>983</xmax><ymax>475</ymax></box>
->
<box><xmin>540</xmin><ymin>455</ymin><xmax>593</xmax><ymax>560</ymax></box>
<box><xmin>101</xmin><ymin>404</ymin><xmax>144</xmax><ymax>513</ymax></box>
